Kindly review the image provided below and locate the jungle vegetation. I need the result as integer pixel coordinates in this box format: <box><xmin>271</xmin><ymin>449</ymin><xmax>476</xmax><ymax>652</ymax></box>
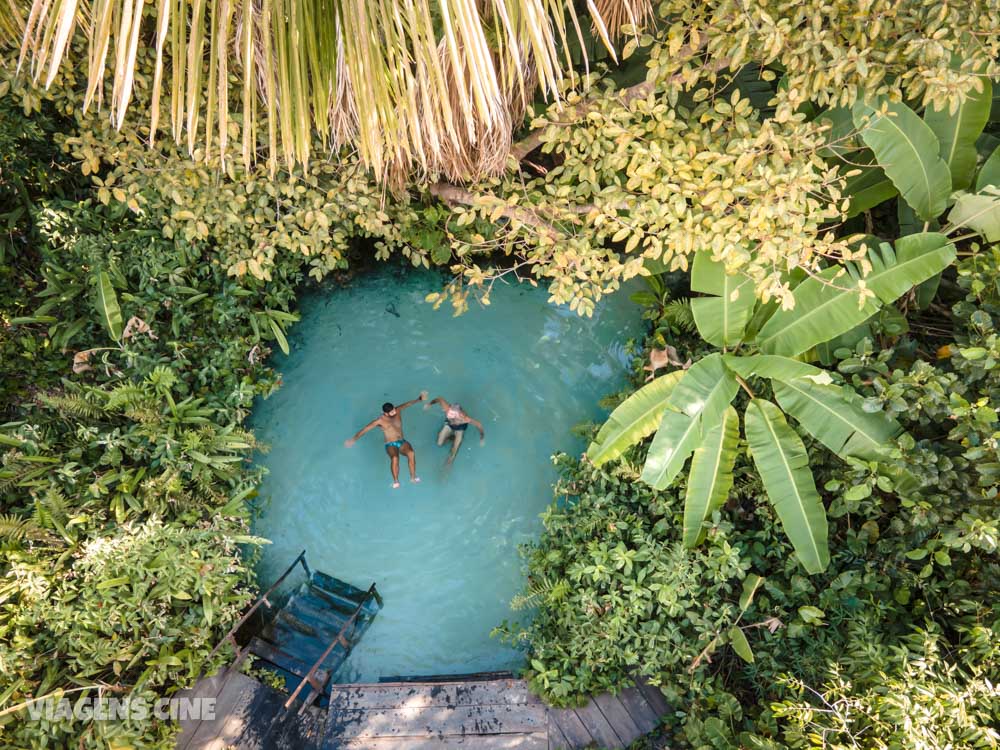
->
<box><xmin>2</xmin><ymin>0</ymin><xmax>1000</xmax><ymax>747</ymax></box>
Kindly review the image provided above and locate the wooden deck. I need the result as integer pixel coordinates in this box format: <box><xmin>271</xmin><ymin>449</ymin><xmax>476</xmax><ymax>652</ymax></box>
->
<box><xmin>176</xmin><ymin>673</ymin><xmax>668</xmax><ymax>749</ymax></box>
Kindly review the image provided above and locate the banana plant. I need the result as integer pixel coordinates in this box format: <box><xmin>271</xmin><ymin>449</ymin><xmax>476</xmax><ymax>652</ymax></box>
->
<box><xmin>588</xmin><ymin>234</ymin><xmax>956</xmax><ymax>574</ymax></box>
<box><xmin>826</xmin><ymin>82</ymin><xmax>1000</xmax><ymax>245</ymax></box>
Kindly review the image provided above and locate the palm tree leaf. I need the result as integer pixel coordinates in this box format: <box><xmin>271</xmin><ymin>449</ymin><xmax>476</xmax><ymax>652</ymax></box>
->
<box><xmin>16</xmin><ymin>0</ymin><xmax>612</xmax><ymax>180</ymax></box>
<box><xmin>689</xmin><ymin>252</ymin><xmax>756</xmax><ymax>347</ymax></box>
<box><xmin>745</xmin><ymin>398</ymin><xmax>829</xmax><ymax>575</ymax></box>
<box><xmin>755</xmin><ymin>266</ymin><xmax>881</xmax><ymax>357</ymax></box>
<box><xmin>756</xmin><ymin>233</ymin><xmax>955</xmax><ymax>357</ymax></box>
<box><xmin>862</xmin><ymin>232</ymin><xmax>957</xmax><ymax>303</ymax></box>
<box><xmin>666</xmin><ymin>352</ymin><xmax>738</xmax><ymax>428</ymax></box>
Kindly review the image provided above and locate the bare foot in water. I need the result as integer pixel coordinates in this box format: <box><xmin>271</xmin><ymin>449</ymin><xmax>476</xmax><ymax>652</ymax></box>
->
<box><xmin>392</xmin><ymin>481</ymin><xmax>400</xmax><ymax>489</ymax></box>
<box><xmin>411</xmin><ymin>476</ymin><xmax>421</xmax><ymax>483</ymax></box>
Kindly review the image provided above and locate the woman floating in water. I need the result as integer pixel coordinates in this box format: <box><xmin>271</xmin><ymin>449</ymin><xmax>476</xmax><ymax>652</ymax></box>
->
<box><xmin>425</xmin><ymin>396</ymin><xmax>486</xmax><ymax>465</ymax></box>
<box><xmin>345</xmin><ymin>391</ymin><xmax>427</xmax><ymax>488</ymax></box>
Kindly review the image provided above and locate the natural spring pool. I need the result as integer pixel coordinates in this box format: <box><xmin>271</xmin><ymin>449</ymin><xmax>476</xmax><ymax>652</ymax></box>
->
<box><xmin>251</xmin><ymin>266</ymin><xmax>642</xmax><ymax>682</ymax></box>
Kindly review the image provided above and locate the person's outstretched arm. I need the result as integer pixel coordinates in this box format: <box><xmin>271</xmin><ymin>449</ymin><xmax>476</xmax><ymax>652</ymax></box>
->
<box><xmin>397</xmin><ymin>391</ymin><xmax>429</xmax><ymax>411</ymax></box>
<box><xmin>467</xmin><ymin>416</ymin><xmax>486</xmax><ymax>443</ymax></box>
<box><xmin>425</xmin><ymin>396</ymin><xmax>450</xmax><ymax>412</ymax></box>
<box><xmin>344</xmin><ymin>418</ymin><xmax>379</xmax><ymax>447</ymax></box>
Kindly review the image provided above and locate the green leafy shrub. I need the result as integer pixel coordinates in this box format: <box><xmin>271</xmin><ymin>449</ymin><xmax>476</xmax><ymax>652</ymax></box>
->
<box><xmin>0</xmin><ymin>81</ymin><xmax>298</xmax><ymax>748</ymax></box>
<box><xmin>497</xmin><ymin>455</ymin><xmax>748</xmax><ymax>706</ymax></box>
<box><xmin>512</xmin><ymin>250</ymin><xmax>1000</xmax><ymax>748</ymax></box>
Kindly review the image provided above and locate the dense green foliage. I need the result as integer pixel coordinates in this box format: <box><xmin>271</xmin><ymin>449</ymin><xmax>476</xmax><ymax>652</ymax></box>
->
<box><xmin>4</xmin><ymin>2</ymin><xmax>1000</xmax><ymax>748</ymax></box>
<box><xmin>506</xmin><ymin>249</ymin><xmax>1000</xmax><ymax>747</ymax></box>
<box><xmin>0</xmin><ymin>92</ymin><xmax>296</xmax><ymax>747</ymax></box>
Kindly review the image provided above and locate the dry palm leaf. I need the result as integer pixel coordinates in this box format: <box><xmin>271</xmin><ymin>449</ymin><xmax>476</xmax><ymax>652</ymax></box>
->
<box><xmin>591</xmin><ymin>0</ymin><xmax>653</xmax><ymax>43</ymax></box>
<box><xmin>14</xmin><ymin>0</ymin><xmax>614</xmax><ymax>182</ymax></box>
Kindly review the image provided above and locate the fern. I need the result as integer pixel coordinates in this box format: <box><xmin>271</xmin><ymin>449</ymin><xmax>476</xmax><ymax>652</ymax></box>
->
<box><xmin>105</xmin><ymin>384</ymin><xmax>160</xmax><ymax>422</ymax></box>
<box><xmin>0</xmin><ymin>459</ymin><xmax>34</xmax><ymax>496</ymax></box>
<box><xmin>30</xmin><ymin>490</ymin><xmax>71</xmax><ymax>542</ymax></box>
<box><xmin>38</xmin><ymin>392</ymin><xmax>105</xmax><ymax>420</ymax></box>
<box><xmin>512</xmin><ymin>575</ymin><xmax>570</xmax><ymax>611</ymax></box>
<box><xmin>0</xmin><ymin>513</ymin><xmax>49</xmax><ymax>543</ymax></box>
<box><xmin>663</xmin><ymin>298</ymin><xmax>696</xmax><ymax>332</ymax></box>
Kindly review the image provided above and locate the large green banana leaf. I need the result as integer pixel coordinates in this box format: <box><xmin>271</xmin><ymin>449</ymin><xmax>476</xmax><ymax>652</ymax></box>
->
<box><xmin>816</xmin><ymin>106</ymin><xmax>857</xmax><ymax>159</ymax></box>
<box><xmin>755</xmin><ymin>266</ymin><xmax>880</xmax><ymax>357</ymax></box>
<box><xmin>745</xmin><ymin>399</ymin><xmax>830</xmax><ymax>574</ymax></box>
<box><xmin>95</xmin><ymin>270</ymin><xmax>123</xmax><ymax>342</ymax></box>
<box><xmin>689</xmin><ymin>252</ymin><xmax>757</xmax><ymax>347</ymax></box>
<box><xmin>924</xmin><ymin>77</ymin><xmax>993</xmax><ymax>191</ymax></box>
<box><xmin>863</xmin><ymin>233</ymin><xmax>957</xmax><ymax>303</ymax></box>
<box><xmin>683</xmin><ymin>406</ymin><xmax>739</xmax><ymax>547</ymax></box>
<box><xmin>949</xmin><ymin>190</ymin><xmax>1000</xmax><ymax>242</ymax></box>
<box><xmin>667</xmin><ymin>353</ymin><xmax>739</xmax><ymax>428</ymax></box>
<box><xmin>640</xmin><ymin>409</ymin><xmax>702</xmax><ymax>490</ymax></box>
<box><xmin>722</xmin><ymin>354</ymin><xmax>829</xmax><ymax>383</ymax></box>
<box><xmin>853</xmin><ymin>97</ymin><xmax>952</xmax><ymax>221</ymax></box>
<box><xmin>587</xmin><ymin>370</ymin><xmax>684</xmax><ymax>465</ymax></box>
<box><xmin>773</xmin><ymin>378</ymin><xmax>902</xmax><ymax>461</ymax></box>
<box><xmin>756</xmin><ymin>233</ymin><xmax>955</xmax><ymax>356</ymax></box>
<box><xmin>977</xmin><ymin>144</ymin><xmax>1000</xmax><ymax>191</ymax></box>
<box><xmin>842</xmin><ymin>164</ymin><xmax>898</xmax><ymax>218</ymax></box>
<box><xmin>743</xmin><ymin>267</ymin><xmax>808</xmax><ymax>341</ymax></box>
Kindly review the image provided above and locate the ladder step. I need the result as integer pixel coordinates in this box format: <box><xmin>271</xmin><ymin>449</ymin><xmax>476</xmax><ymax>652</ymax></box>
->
<box><xmin>262</xmin><ymin>619</ymin><xmax>351</xmax><ymax>668</ymax></box>
<box><xmin>310</xmin><ymin>571</ymin><xmax>371</xmax><ymax>603</ymax></box>
<box><xmin>304</xmin><ymin>583</ymin><xmax>378</xmax><ymax>618</ymax></box>
<box><xmin>249</xmin><ymin>637</ymin><xmax>331</xmax><ymax>684</ymax></box>
<box><xmin>289</xmin><ymin>591</ymin><xmax>355</xmax><ymax>623</ymax></box>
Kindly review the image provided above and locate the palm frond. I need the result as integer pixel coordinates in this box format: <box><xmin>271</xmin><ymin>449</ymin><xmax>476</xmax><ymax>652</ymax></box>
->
<box><xmin>0</xmin><ymin>0</ymin><xmax>24</xmax><ymax>42</ymax></box>
<box><xmin>15</xmin><ymin>0</ymin><xmax>614</xmax><ymax>181</ymax></box>
<box><xmin>591</xmin><ymin>0</ymin><xmax>653</xmax><ymax>43</ymax></box>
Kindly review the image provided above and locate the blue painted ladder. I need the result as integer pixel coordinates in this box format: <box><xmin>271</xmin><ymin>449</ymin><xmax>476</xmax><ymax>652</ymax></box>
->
<box><xmin>208</xmin><ymin>551</ymin><xmax>381</xmax><ymax>713</ymax></box>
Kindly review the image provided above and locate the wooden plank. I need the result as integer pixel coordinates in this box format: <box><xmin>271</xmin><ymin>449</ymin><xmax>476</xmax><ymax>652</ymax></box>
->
<box><xmin>231</xmin><ymin>678</ymin><xmax>289</xmax><ymax>750</ymax></box>
<box><xmin>635</xmin><ymin>679</ymin><xmax>670</xmax><ymax>718</ymax></box>
<box><xmin>546</xmin><ymin>713</ymin><xmax>572</xmax><ymax>750</ymax></box>
<box><xmin>572</xmin><ymin>700</ymin><xmax>623</xmax><ymax>748</ymax></box>
<box><xmin>547</xmin><ymin>708</ymin><xmax>594</xmax><ymax>750</ymax></box>
<box><xmin>332</xmin><ymin>732</ymin><xmax>549</xmax><ymax>749</ymax></box>
<box><xmin>616</xmin><ymin>687</ymin><xmax>660</xmax><ymax>735</ymax></box>
<box><xmin>326</xmin><ymin>703</ymin><xmax>549</xmax><ymax>740</ymax></box>
<box><xmin>593</xmin><ymin>693</ymin><xmax>642</xmax><ymax>745</ymax></box>
<box><xmin>175</xmin><ymin>672</ymin><xmax>227</xmax><ymax>750</ymax></box>
<box><xmin>327</xmin><ymin>680</ymin><xmax>541</xmax><ymax>711</ymax></box>
<box><xmin>260</xmin><ymin>703</ymin><xmax>325</xmax><ymax>750</ymax></box>
<box><xmin>181</xmin><ymin>672</ymin><xmax>263</xmax><ymax>750</ymax></box>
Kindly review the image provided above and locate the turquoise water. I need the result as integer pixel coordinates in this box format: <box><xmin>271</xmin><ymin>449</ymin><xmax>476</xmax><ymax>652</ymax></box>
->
<box><xmin>251</xmin><ymin>266</ymin><xmax>641</xmax><ymax>682</ymax></box>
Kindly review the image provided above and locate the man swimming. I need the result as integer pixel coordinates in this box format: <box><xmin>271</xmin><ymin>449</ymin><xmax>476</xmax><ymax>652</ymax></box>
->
<box><xmin>345</xmin><ymin>391</ymin><xmax>427</xmax><ymax>488</ymax></box>
<box><xmin>425</xmin><ymin>396</ymin><xmax>485</xmax><ymax>465</ymax></box>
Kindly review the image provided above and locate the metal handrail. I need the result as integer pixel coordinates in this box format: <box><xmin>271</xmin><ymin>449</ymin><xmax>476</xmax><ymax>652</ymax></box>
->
<box><xmin>284</xmin><ymin>582</ymin><xmax>378</xmax><ymax>713</ymax></box>
<box><xmin>208</xmin><ymin>549</ymin><xmax>311</xmax><ymax>663</ymax></box>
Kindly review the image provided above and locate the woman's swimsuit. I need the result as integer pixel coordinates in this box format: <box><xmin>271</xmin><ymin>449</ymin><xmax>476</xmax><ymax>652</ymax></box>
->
<box><xmin>384</xmin><ymin>439</ymin><xmax>410</xmax><ymax>453</ymax></box>
<box><xmin>445</xmin><ymin>419</ymin><xmax>469</xmax><ymax>432</ymax></box>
